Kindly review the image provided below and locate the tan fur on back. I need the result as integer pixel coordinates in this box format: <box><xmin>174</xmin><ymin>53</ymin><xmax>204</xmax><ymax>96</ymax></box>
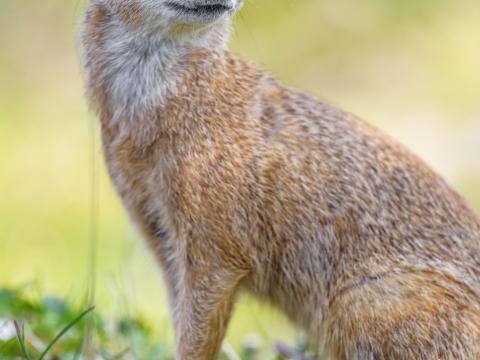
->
<box><xmin>81</xmin><ymin>1</ymin><xmax>480</xmax><ymax>359</ymax></box>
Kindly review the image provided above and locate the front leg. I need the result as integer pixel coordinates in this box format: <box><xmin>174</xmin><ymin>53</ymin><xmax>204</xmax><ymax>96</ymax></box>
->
<box><xmin>175</xmin><ymin>262</ymin><xmax>247</xmax><ymax>360</ymax></box>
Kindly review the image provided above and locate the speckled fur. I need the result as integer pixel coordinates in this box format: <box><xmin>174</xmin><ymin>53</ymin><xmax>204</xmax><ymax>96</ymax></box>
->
<box><xmin>80</xmin><ymin>1</ymin><xmax>480</xmax><ymax>359</ymax></box>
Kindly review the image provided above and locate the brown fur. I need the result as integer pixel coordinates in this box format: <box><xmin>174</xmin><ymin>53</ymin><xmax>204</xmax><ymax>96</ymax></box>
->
<box><xmin>81</xmin><ymin>2</ymin><xmax>480</xmax><ymax>359</ymax></box>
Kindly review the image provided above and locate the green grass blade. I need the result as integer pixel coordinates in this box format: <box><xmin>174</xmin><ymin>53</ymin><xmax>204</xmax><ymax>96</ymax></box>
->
<box><xmin>13</xmin><ymin>321</ymin><xmax>31</xmax><ymax>360</ymax></box>
<box><xmin>38</xmin><ymin>305</ymin><xmax>95</xmax><ymax>360</ymax></box>
<box><xmin>0</xmin><ymin>337</ymin><xmax>17</xmax><ymax>355</ymax></box>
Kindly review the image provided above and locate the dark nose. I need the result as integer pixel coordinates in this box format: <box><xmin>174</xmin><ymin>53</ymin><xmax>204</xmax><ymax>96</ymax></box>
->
<box><xmin>190</xmin><ymin>0</ymin><xmax>234</xmax><ymax>9</ymax></box>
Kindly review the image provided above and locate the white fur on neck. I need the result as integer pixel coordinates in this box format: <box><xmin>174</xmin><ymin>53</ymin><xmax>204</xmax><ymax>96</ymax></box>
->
<box><xmin>103</xmin><ymin>23</ymin><xmax>184</xmax><ymax>123</ymax></box>
<box><xmin>82</xmin><ymin>4</ymin><xmax>230</xmax><ymax>126</ymax></box>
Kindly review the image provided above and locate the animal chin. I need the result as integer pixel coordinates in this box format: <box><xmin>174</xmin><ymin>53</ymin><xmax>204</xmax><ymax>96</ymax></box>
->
<box><xmin>165</xmin><ymin>1</ymin><xmax>232</xmax><ymax>22</ymax></box>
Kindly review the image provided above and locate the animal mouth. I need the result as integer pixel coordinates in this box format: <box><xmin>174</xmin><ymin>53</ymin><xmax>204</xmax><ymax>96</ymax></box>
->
<box><xmin>166</xmin><ymin>1</ymin><xmax>233</xmax><ymax>19</ymax></box>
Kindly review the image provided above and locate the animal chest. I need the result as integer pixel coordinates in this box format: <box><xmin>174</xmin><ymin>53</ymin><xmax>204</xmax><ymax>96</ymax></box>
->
<box><xmin>101</xmin><ymin>127</ymin><xmax>175</xmax><ymax>241</ymax></box>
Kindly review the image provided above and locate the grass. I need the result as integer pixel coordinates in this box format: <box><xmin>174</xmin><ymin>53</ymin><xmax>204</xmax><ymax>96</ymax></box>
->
<box><xmin>0</xmin><ymin>286</ymin><xmax>318</xmax><ymax>359</ymax></box>
<box><xmin>0</xmin><ymin>287</ymin><xmax>172</xmax><ymax>359</ymax></box>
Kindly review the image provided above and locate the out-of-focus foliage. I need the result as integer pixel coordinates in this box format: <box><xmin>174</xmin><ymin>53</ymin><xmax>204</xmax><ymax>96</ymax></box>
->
<box><xmin>0</xmin><ymin>286</ymin><xmax>172</xmax><ymax>359</ymax></box>
<box><xmin>0</xmin><ymin>0</ymin><xmax>479</xmax><ymax>355</ymax></box>
<box><xmin>0</xmin><ymin>287</ymin><xmax>313</xmax><ymax>359</ymax></box>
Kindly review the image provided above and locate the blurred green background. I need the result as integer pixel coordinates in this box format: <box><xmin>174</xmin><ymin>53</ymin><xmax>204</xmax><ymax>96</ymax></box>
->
<box><xmin>1</xmin><ymin>0</ymin><xmax>479</xmax><ymax>354</ymax></box>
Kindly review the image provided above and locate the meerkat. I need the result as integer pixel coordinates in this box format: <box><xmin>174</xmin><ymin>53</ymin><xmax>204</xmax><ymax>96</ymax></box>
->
<box><xmin>80</xmin><ymin>0</ymin><xmax>480</xmax><ymax>359</ymax></box>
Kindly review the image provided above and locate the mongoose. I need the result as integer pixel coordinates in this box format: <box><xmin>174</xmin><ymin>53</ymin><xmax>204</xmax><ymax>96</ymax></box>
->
<box><xmin>80</xmin><ymin>0</ymin><xmax>480</xmax><ymax>359</ymax></box>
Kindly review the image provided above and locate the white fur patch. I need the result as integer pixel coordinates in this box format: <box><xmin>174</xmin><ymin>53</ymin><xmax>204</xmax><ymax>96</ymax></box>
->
<box><xmin>81</xmin><ymin>0</ymin><xmax>231</xmax><ymax>127</ymax></box>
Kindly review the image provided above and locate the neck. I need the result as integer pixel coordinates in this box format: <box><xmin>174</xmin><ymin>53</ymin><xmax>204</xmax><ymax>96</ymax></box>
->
<box><xmin>81</xmin><ymin>3</ymin><xmax>230</xmax><ymax>126</ymax></box>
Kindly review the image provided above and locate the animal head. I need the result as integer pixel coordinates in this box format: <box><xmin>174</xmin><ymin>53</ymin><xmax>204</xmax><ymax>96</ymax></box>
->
<box><xmin>97</xmin><ymin>0</ymin><xmax>243</xmax><ymax>37</ymax></box>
